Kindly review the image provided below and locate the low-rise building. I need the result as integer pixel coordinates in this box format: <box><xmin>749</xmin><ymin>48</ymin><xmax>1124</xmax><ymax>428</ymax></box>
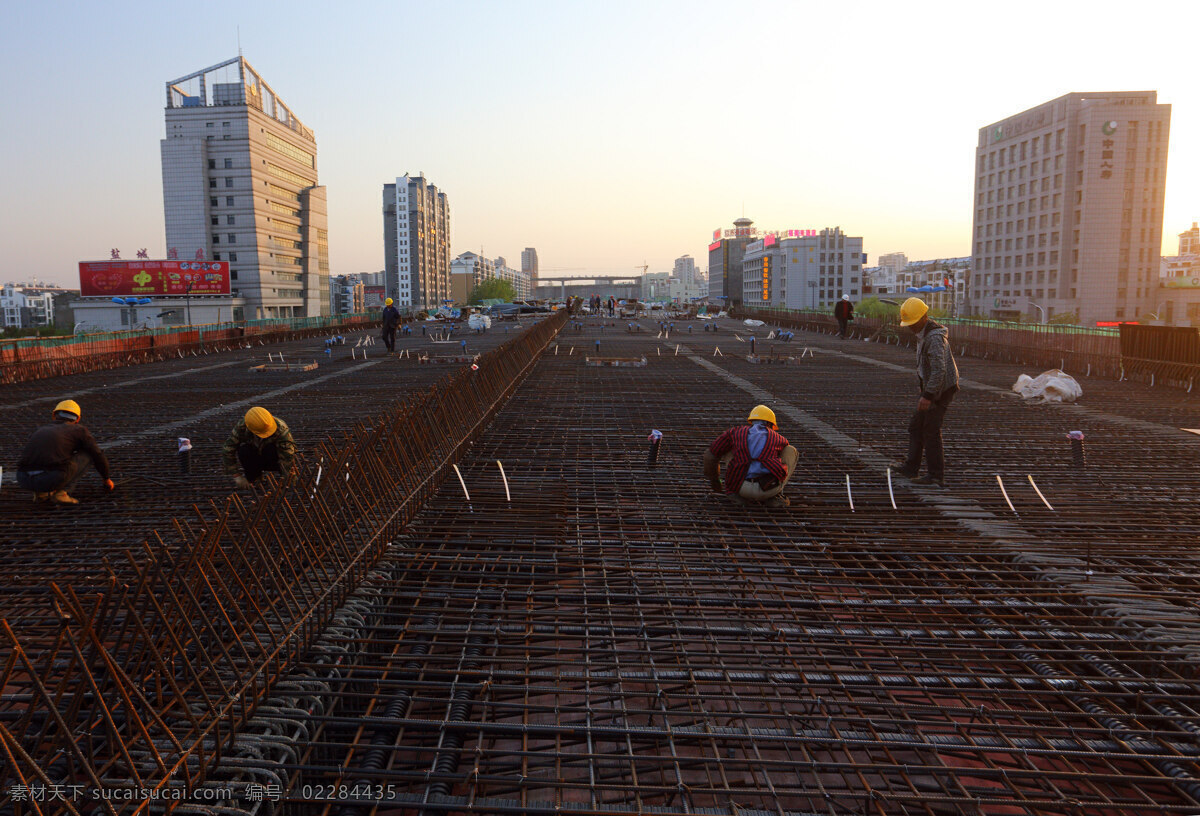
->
<box><xmin>741</xmin><ymin>228</ymin><xmax>864</xmax><ymax>310</ymax></box>
<box><xmin>1</xmin><ymin>284</ymin><xmax>75</xmax><ymax>329</ymax></box>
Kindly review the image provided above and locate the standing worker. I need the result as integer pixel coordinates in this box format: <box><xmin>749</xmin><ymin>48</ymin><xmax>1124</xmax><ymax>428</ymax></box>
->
<box><xmin>895</xmin><ymin>297</ymin><xmax>959</xmax><ymax>487</ymax></box>
<box><xmin>704</xmin><ymin>405</ymin><xmax>798</xmax><ymax>508</ymax></box>
<box><xmin>381</xmin><ymin>297</ymin><xmax>401</xmax><ymax>353</ymax></box>
<box><xmin>223</xmin><ymin>406</ymin><xmax>297</xmax><ymax>487</ymax></box>
<box><xmin>16</xmin><ymin>399</ymin><xmax>114</xmax><ymax>505</ymax></box>
<box><xmin>834</xmin><ymin>294</ymin><xmax>854</xmax><ymax>339</ymax></box>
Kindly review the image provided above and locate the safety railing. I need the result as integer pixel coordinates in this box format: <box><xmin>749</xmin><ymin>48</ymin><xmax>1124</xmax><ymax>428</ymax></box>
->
<box><xmin>0</xmin><ymin>313</ymin><xmax>384</xmax><ymax>386</ymax></box>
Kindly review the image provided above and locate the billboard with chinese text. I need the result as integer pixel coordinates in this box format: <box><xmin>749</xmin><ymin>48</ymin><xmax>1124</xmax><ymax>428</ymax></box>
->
<box><xmin>79</xmin><ymin>260</ymin><xmax>231</xmax><ymax>297</ymax></box>
<box><xmin>363</xmin><ymin>286</ymin><xmax>386</xmax><ymax>309</ymax></box>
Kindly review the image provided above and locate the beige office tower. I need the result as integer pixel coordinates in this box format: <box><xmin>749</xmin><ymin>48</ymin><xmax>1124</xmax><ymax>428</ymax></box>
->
<box><xmin>971</xmin><ymin>92</ymin><xmax>1170</xmax><ymax>325</ymax></box>
<box><xmin>162</xmin><ymin>57</ymin><xmax>329</xmax><ymax>320</ymax></box>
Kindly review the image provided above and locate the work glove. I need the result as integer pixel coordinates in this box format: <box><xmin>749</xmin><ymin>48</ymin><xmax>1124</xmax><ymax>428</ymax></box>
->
<box><xmin>233</xmin><ymin>475</ymin><xmax>251</xmax><ymax>489</ymax></box>
<box><xmin>104</xmin><ymin>479</ymin><xmax>115</xmax><ymax>492</ymax></box>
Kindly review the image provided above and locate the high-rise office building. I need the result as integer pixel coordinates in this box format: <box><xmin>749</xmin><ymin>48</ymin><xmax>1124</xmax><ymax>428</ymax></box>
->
<box><xmin>672</xmin><ymin>255</ymin><xmax>703</xmax><ymax>302</ymax></box>
<box><xmin>971</xmin><ymin>92</ymin><xmax>1170</xmax><ymax>324</ymax></box>
<box><xmin>383</xmin><ymin>174</ymin><xmax>451</xmax><ymax>311</ymax></box>
<box><xmin>521</xmin><ymin>248</ymin><xmax>539</xmax><ymax>291</ymax></box>
<box><xmin>162</xmin><ymin>57</ymin><xmax>329</xmax><ymax>320</ymax></box>
<box><xmin>707</xmin><ymin>218</ymin><xmax>756</xmax><ymax>306</ymax></box>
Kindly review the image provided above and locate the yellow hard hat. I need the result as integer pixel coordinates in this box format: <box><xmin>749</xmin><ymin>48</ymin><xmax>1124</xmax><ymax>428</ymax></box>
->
<box><xmin>244</xmin><ymin>406</ymin><xmax>277</xmax><ymax>438</ymax></box>
<box><xmin>53</xmin><ymin>399</ymin><xmax>81</xmax><ymax>420</ymax></box>
<box><xmin>748</xmin><ymin>404</ymin><xmax>777</xmax><ymax>427</ymax></box>
<box><xmin>899</xmin><ymin>297</ymin><xmax>929</xmax><ymax>327</ymax></box>
<box><xmin>385</xmin><ymin>297</ymin><xmax>394</xmax><ymax>305</ymax></box>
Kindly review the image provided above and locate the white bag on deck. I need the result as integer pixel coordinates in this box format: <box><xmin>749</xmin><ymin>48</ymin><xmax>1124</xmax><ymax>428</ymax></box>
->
<box><xmin>1012</xmin><ymin>369</ymin><xmax>1082</xmax><ymax>403</ymax></box>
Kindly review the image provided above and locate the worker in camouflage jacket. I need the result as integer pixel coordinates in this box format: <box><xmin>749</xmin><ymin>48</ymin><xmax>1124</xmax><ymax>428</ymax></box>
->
<box><xmin>223</xmin><ymin>406</ymin><xmax>297</xmax><ymax>487</ymax></box>
<box><xmin>895</xmin><ymin>297</ymin><xmax>959</xmax><ymax>488</ymax></box>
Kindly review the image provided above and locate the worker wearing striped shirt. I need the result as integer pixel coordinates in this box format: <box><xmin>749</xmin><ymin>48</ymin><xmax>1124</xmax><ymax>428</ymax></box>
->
<box><xmin>704</xmin><ymin>405</ymin><xmax>798</xmax><ymax>507</ymax></box>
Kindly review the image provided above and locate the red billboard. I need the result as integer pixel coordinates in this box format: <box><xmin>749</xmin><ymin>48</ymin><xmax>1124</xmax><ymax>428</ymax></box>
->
<box><xmin>79</xmin><ymin>260</ymin><xmax>231</xmax><ymax>297</ymax></box>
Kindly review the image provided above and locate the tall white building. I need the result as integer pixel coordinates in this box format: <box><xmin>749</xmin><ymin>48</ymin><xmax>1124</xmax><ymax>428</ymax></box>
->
<box><xmin>383</xmin><ymin>174</ymin><xmax>451</xmax><ymax>311</ymax></box>
<box><xmin>162</xmin><ymin>57</ymin><xmax>329</xmax><ymax>320</ymax></box>
<box><xmin>672</xmin><ymin>255</ymin><xmax>703</xmax><ymax>302</ymax></box>
<box><xmin>521</xmin><ymin>248</ymin><xmax>539</xmax><ymax>292</ymax></box>
<box><xmin>493</xmin><ymin>256</ymin><xmax>532</xmax><ymax>300</ymax></box>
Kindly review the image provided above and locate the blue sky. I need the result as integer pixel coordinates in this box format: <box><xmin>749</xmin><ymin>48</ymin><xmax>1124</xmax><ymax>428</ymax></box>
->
<box><xmin>3</xmin><ymin>0</ymin><xmax>1197</xmax><ymax>287</ymax></box>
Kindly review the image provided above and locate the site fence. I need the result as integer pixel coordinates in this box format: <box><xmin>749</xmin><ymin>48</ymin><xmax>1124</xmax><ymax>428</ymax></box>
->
<box><xmin>0</xmin><ymin>311</ymin><xmax>566</xmax><ymax>813</ymax></box>
<box><xmin>0</xmin><ymin>313</ymin><xmax>383</xmax><ymax>386</ymax></box>
<box><xmin>747</xmin><ymin>307</ymin><xmax>1200</xmax><ymax>388</ymax></box>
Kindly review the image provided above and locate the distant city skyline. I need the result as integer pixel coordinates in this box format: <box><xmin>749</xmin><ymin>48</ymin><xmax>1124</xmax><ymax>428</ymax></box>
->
<box><xmin>2</xmin><ymin>0</ymin><xmax>1197</xmax><ymax>288</ymax></box>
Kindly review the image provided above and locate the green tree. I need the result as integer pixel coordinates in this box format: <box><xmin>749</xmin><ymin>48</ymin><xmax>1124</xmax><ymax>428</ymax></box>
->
<box><xmin>468</xmin><ymin>278</ymin><xmax>516</xmax><ymax>304</ymax></box>
<box><xmin>853</xmin><ymin>297</ymin><xmax>900</xmax><ymax>320</ymax></box>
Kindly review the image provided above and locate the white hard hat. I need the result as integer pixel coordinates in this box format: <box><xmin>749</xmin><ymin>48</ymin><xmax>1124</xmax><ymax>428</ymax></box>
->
<box><xmin>842</xmin><ymin>293</ymin><xmax>850</xmax><ymax>301</ymax></box>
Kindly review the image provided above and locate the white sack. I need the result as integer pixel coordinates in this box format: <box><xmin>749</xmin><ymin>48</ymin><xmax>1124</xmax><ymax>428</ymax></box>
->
<box><xmin>1012</xmin><ymin>369</ymin><xmax>1082</xmax><ymax>403</ymax></box>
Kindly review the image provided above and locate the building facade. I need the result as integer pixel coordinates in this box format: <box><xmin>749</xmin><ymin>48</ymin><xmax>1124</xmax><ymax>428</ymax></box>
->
<box><xmin>707</xmin><ymin>217</ymin><xmax>756</xmax><ymax>306</ymax></box>
<box><xmin>672</xmin><ymin>255</ymin><xmax>703</xmax><ymax>302</ymax></box>
<box><xmin>521</xmin><ymin>248</ymin><xmax>539</xmax><ymax>292</ymax></box>
<box><xmin>329</xmin><ymin>274</ymin><xmax>365</xmax><ymax>315</ymax></box>
<box><xmin>383</xmin><ymin>174</ymin><xmax>451</xmax><ymax>311</ymax></box>
<box><xmin>450</xmin><ymin>252</ymin><xmax>496</xmax><ymax>303</ymax></box>
<box><xmin>971</xmin><ymin>91</ymin><xmax>1171</xmax><ymax>324</ymax></box>
<box><xmin>1</xmin><ymin>285</ymin><xmax>65</xmax><ymax>329</ymax></box>
<box><xmin>741</xmin><ymin>228</ymin><xmax>864</xmax><ymax>310</ymax></box>
<box><xmin>493</xmin><ymin>256</ymin><xmax>532</xmax><ymax>300</ymax></box>
<box><xmin>162</xmin><ymin>57</ymin><xmax>329</xmax><ymax>321</ymax></box>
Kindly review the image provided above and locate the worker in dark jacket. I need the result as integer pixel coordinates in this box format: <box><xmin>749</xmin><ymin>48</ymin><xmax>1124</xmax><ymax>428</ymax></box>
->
<box><xmin>895</xmin><ymin>297</ymin><xmax>960</xmax><ymax>487</ymax></box>
<box><xmin>834</xmin><ymin>294</ymin><xmax>854</xmax><ymax>338</ymax></box>
<box><xmin>16</xmin><ymin>399</ymin><xmax>114</xmax><ymax>505</ymax></box>
<box><xmin>223</xmin><ymin>406</ymin><xmax>297</xmax><ymax>487</ymax></box>
<box><xmin>381</xmin><ymin>297</ymin><xmax>401</xmax><ymax>353</ymax></box>
<box><xmin>704</xmin><ymin>405</ymin><xmax>798</xmax><ymax>507</ymax></box>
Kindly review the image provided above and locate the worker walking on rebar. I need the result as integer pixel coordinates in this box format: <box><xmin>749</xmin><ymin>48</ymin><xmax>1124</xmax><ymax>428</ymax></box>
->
<box><xmin>223</xmin><ymin>406</ymin><xmax>297</xmax><ymax>488</ymax></box>
<box><xmin>704</xmin><ymin>405</ymin><xmax>798</xmax><ymax>508</ymax></box>
<box><xmin>834</xmin><ymin>294</ymin><xmax>854</xmax><ymax>338</ymax></box>
<box><xmin>15</xmin><ymin>399</ymin><xmax>114</xmax><ymax>505</ymax></box>
<box><xmin>895</xmin><ymin>297</ymin><xmax>959</xmax><ymax>488</ymax></box>
<box><xmin>381</xmin><ymin>297</ymin><xmax>401</xmax><ymax>353</ymax></box>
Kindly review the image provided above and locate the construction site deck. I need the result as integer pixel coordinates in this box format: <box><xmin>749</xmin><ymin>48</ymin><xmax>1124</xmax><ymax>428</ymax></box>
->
<box><xmin>4</xmin><ymin>313</ymin><xmax>1200</xmax><ymax>815</ymax></box>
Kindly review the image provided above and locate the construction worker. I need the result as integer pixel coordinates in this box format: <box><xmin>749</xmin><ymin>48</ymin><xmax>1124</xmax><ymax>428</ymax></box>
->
<box><xmin>704</xmin><ymin>405</ymin><xmax>798</xmax><ymax>507</ymax></box>
<box><xmin>15</xmin><ymin>399</ymin><xmax>114</xmax><ymax>505</ymax></box>
<box><xmin>381</xmin><ymin>297</ymin><xmax>400</xmax><ymax>353</ymax></box>
<box><xmin>223</xmin><ymin>406</ymin><xmax>297</xmax><ymax>487</ymax></box>
<box><xmin>895</xmin><ymin>297</ymin><xmax>959</xmax><ymax>487</ymax></box>
<box><xmin>834</xmin><ymin>294</ymin><xmax>854</xmax><ymax>338</ymax></box>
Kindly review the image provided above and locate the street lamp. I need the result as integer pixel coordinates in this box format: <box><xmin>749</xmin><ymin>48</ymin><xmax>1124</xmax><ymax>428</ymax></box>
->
<box><xmin>1028</xmin><ymin>301</ymin><xmax>1046</xmax><ymax>324</ymax></box>
<box><xmin>185</xmin><ymin>282</ymin><xmax>194</xmax><ymax>327</ymax></box>
<box><xmin>808</xmin><ymin>280</ymin><xmax>817</xmax><ymax>310</ymax></box>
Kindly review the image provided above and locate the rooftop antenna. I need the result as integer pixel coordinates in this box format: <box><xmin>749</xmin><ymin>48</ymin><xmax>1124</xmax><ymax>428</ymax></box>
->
<box><xmin>237</xmin><ymin>26</ymin><xmax>242</xmax><ymax>57</ymax></box>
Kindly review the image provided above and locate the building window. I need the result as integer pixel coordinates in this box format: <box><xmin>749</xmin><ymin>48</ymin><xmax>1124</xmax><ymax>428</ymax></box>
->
<box><xmin>211</xmin><ymin>217</ymin><xmax>219</xmax><ymax>226</ymax></box>
<box><xmin>231</xmin><ymin>271</ymin><xmax>238</xmax><ymax>280</ymax></box>
<box><xmin>229</xmin><ymin>253</ymin><xmax>238</xmax><ymax>261</ymax></box>
<box><xmin>225</xmin><ymin>177</ymin><xmax>234</xmax><ymax>188</ymax></box>
<box><xmin>212</xmin><ymin>235</ymin><xmax>220</xmax><ymax>244</ymax></box>
<box><xmin>208</xmin><ymin>159</ymin><xmax>216</xmax><ymax>169</ymax></box>
<box><xmin>227</xmin><ymin>215</ymin><xmax>236</xmax><ymax>225</ymax></box>
<box><xmin>226</xmin><ymin>196</ymin><xmax>234</xmax><ymax>206</ymax></box>
<box><xmin>210</xmin><ymin>197</ymin><xmax>218</xmax><ymax>206</ymax></box>
<box><xmin>209</xmin><ymin>179</ymin><xmax>217</xmax><ymax>189</ymax></box>
<box><xmin>223</xmin><ymin>158</ymin><xmax>233</xmax><ymax>169</ymax></box>
<box><xmin>228</xmin><ymin>234</ymin><xmax>236</xmax><ymax>243</ymax></box>
<box><xmin>213</xmin><ymin>253</ymin><xmax>221</xmax><ymax>261</ymax></box>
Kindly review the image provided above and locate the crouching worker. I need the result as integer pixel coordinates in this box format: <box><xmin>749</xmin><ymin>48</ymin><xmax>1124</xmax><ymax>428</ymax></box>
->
<box><xmin>704</xmin><ymin>405</ymin><xmax>798</xmax><ymax>507</ymax></box>
<box><xmin>16</xmin><ymin>399</ymin><xmax>114</xmax><ymax>505</ymax></box>
<box><xmin>223</xmin><ymin>406</ymin><xmax>296</xmax><ymax>488</ymax></box>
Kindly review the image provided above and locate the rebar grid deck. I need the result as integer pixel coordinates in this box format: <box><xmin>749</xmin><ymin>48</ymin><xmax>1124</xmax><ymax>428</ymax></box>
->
<box><xmin>5</xmin><ymin>317</ymin><xmax>1200</xmax><ymax>814</ymax></box>
<box><xmin>240</xmin><ymin>324</ymin><xmax>1200</xmax><ymax>815</ymax></box>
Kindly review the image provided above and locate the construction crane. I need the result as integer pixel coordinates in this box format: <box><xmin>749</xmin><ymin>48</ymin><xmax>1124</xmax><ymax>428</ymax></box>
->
<box><xmin>635</xmin><ymin>263</ymin><xmax>649</xmax><ymax>276</ymax></box>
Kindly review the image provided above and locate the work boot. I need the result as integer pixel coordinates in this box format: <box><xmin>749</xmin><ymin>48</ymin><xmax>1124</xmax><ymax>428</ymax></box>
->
<box><xmin>33</xmin><ymin>492</ymin><xmax>50</xmax><ymax>503</ymax></box>
<box><xmin>50</xmin><ymin>490</ymin><xmax>79</xmax><ymax>505</ymax></box>
<box><xmin>912</xmin><ymin>475</ymin><xmax>946</xmax><ymax>488</ymax></box>
<box><xmin>764</xmin><ymin>494</ymin><xmax>791</xmax><ymax>508</ymax></box>
<box><xmin>891</xmin><ymin>461</ymin><xmax>919</xmax><ymax>479</ymax></box>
